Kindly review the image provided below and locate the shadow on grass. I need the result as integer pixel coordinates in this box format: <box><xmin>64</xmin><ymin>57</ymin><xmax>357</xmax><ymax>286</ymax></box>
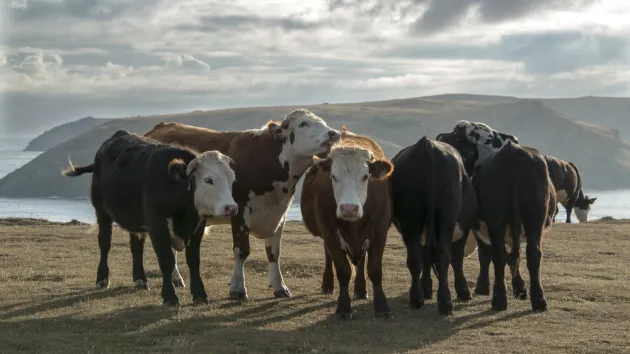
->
<box><xmin>0</xmin><ymin>282</ymin><xmax>544</xmax><ymax>354</ymax></box>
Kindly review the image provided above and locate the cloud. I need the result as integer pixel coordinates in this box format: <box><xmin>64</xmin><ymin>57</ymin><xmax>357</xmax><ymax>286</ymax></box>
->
<box><xmin>1</xmin><ymin>0</ymin><xmax>629</xmax><ymax>134</ymax></box>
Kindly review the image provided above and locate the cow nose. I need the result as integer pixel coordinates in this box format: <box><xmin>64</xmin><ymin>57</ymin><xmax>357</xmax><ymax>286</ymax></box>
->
<box><xmin>328</xmin><ymin>130</ymin><xmax>340</xmax><ymax>140</ymax></box>
<box><xmin>224</xmin><ymin>205</ymin><xmax>238</xmax><ymax>216</ymax></box>
<box><xmin>340</xmin><ymin>204</ymin><xmax>359</xmax><ymax>216</ymax></box>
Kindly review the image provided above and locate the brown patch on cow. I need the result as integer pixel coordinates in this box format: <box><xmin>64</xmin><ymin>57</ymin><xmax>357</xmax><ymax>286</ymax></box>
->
<box><xmin>265</xmin><ymin>245</ymin><xmax>276</xmax><ymax>263</ymax></box>
<box><xmin>290</xmin><ymin>132</ymin><xmax>295</xmax><ymax>144</ymax></box>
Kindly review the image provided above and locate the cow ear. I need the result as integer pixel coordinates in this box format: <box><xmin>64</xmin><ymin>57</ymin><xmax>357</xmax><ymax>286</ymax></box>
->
<box><xmin>168</xmin><ymin>158</ymin><xmax>188</xmax><ymax>182</ymax></box>
<box><xmin>186</xmin><ymin>158</ymin><xmax>198</xmax><ymax>176</ymax></box>
<box><xmin>219</xmin><ymin>154</ymin><xmax>234</xmax><ymax>166</ymax></box>
<box><xmin>369</xmin><ymin>159</ymin><xmax>393</xmax><ymax>179</ymax></box>
<box><xmin>589</xmin><ymin>197</ymin><xmax>597</xmax><ymax>204</ymax></box>
<box><xmin>508</xmin><ymin>134</ymin><xmax>519</xmax><ymax>144</ymax></box>
<box><xmin>281</xmin><ymin>120</ymin><xmax>290</xmax><ymax>130</ymax></box>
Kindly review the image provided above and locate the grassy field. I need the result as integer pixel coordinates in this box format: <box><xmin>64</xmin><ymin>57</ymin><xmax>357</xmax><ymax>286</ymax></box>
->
<box><xmin>0</xmin><ymin>218</ymin><xmax>629</xmax><ymax>354</ymax></box>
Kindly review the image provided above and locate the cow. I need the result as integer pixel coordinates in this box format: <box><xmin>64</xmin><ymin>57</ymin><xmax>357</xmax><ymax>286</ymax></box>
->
<box><xmin>302</xmin><ymin>127</ymin><xmax>386</xmax><ymax>302</ymax></box>
<box><xmin>389</xmin><ymin>136</ymin><xmax>478</xmax><ymax>315</ymax></box>
<box><xmin>300</xmin><ymin>141</ymin><xmax>394</xmax><ymax>319</ymax></box>
<box><xmin>437</xmin><ymin>120</ymin><xmax>553</xmax><ymax>312</ymax></box>
<box><xmin>545</xmin><ymin>155</ymin><xmax>596</xmax><ymax>223</ymax></box>
<box><xmin>62</xmin><ymin>129</ymin><xmax>238</xmax><ymax>306</ymax></box>
<box><xmin>142</xmin><ymin>109</ymin><xmax>341</xmax><ymax>301</ymax></box>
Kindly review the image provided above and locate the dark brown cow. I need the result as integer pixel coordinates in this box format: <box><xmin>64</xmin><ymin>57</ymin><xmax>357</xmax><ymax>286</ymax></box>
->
<box><xmin>300</xmin><ymin>130</ymin><xmax>394</xmax><ymax>319</ymax></box>
<box><xmin>545</xmin><ymin>155</ymin><xmax>596</xmax><ymax>223</ymax></box>
<box><xmin>137</xmin><ymin>109</ymin><xmax>341</xmax><ymax>301</ymax></box>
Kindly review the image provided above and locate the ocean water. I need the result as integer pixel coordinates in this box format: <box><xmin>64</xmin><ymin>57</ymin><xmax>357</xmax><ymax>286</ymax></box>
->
<box><xmin>0</xmin><ymin>138</ymin><xmax>628</xmax><ymax>224</ymax></box>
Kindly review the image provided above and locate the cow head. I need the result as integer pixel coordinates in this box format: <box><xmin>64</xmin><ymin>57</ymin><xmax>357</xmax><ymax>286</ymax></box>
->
<box><xmin>168</xmin><ymin>151</ymin><xmax>238</xmax><ymax>218</ymax></box>
<box><xmin>268</xmin><ymin>109</ymin><xmax>341</xmax><ymax>158</ymax></box>
<box><xmin>574</xmin><ymin>194</ymin><xmax>597</xmax><ymax>222</ymax></box>
<box><xmin>436</xmin><ymin>121</ymin><xmax>518</xmax><ymax>174</ymax></box>
<box><xmin>316</xmin><ymin>147</ymin><xmax>393</xmax><ymax>221</ymax></box>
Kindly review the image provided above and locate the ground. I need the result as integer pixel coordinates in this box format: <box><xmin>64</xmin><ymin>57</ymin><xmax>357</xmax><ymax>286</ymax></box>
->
<box><xmin>0</xmin><ymin>218</ymin><xmax>628</xmax><ymax>354</ymax></box>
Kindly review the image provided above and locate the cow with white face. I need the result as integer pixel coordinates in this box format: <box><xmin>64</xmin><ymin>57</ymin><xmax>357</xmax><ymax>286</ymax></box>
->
<box><xmin>143</xmin><ymin>108</ymin><xmax>341</xmax><ymax>301</ymax></box>
<box><xmin>301</xmin><ymin>144</ymin><xmax>394</xmax><ymax>319</ymax></box>
<box><xmin>63</xmin><ymin>130</ymin><xmax>238</xmax><ymax>306</ymax></box>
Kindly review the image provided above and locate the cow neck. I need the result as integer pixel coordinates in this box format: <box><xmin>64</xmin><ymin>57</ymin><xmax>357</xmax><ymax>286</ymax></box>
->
<box><xmin>474</xmin><ymin>142</ymin><xmax>507</xmax><ymax>171</ymax></box>
<box><xmin>277</xmin><ymin>138</ymin><xmax>316</xmax><ymax>189</ymax></box>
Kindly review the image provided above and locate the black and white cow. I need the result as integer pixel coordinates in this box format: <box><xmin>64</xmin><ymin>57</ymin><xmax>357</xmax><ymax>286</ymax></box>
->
<box><xmin>545</xmin><ymin>155</ymin><xmax>596</xmax><ymax>223</ymax></box>
<box><xmin>437</xmin><ymin>121</ymin><xmax>554</xmax><ymax>312</ymax></box>
<box><xmin>389</xmin><ymin>136</ymin><xmax>478</xmax><ymax>315</ymax></box>
<box><xmin>63</xmin><ymin>129</ymin><xmax>238</xmax><ymax>306</ymax></box>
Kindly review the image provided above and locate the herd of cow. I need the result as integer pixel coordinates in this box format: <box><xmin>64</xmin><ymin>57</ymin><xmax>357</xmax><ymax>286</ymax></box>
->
<box><xmin>62</xmin><ymin>108</ymin><xmax>597</xmax><ymax>319</ymax></box>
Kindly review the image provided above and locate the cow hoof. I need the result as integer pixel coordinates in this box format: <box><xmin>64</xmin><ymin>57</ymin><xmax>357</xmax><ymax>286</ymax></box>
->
<box><xmin>95</xmin><ymin>279</ymin><xmax>110</xmax><ymax>290</ymax></box>
<box><xmin>321</xmin><ymin>288</ymin><xmax>334</xmax><ymax>295</ymax></box>
<box><xmin>353</xmin><ymin>292</ymin><xmax>369</xmax><ymax>300</ymax></box>
<box><xmin>474</xmin><ymin>286</ymin><xmax>490</xmax><ymax>296</ymax></box>
<box><xmin>193</xmin><ymin>297</ymin><xmax>209</xmax><ymax>306</ymax></box>
<box><xmin>491</xmin><ymin>297</ymin><xmax>508</xmax><ymax>311</ymax></box>
<box><xmin>457</xmin><ymin>292</ymin><xmax>472</xmax><ymax>302</ymax></box>
<box><xmin>163</xmin><ymin>300</ymin><xmax>180</xmax><ymax>308</ymax></box>
<box><xmin>273</xmin><ymin>289</ymin><xmax>292</xmax><ymax>298</ymax></box>
<box><xmin>423</xmin><ymin>291</ymin><xmax>433</xmax><ymax>300</ymax></box>
<box><xmin>229</xmin><ymin>291</ymin><xmax>248</xmax><ymax>301</ymax></box>
<box><xmin>532</xmin><ymin>298</ymin><xmax>548</xmax><ymax>312</ymax></box>
<box><xmin>133</xmin><ymin>279</ymin><xmax>149</xmax><ymax>290</ymax></box>
<box><xmin>513</xmin><ymin>290</ymin><xmax>528</xmax><ymax>300</ymax></box>
<box><xmin>438</xmin><ymin>302</ymin><xmax>453</xmax><ymax>315</ymax></box>
<box><xmin>375</xmin><ymin>311</ymin><xmax>392</xmax><ymax>319</ymax></box>
<box><xmin>172</xmin><ymin>277</ymin><xmax>186</xmax><ymax>288</ymax></box>
<box><xmin>336</xmin><ymin>312</ymin><xmax>353</xmax><ymax>320</ymax></box>
<box><xmin>409</xmin><ymin>300</ymin><xmax>425</xmax><ymax>309</ymax></box>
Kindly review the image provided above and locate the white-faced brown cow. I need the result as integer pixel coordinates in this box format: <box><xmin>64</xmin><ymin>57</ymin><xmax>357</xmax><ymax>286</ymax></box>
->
<box><xmin>63</xmin><ymin>130</ymin><xmax>238</xmax><ymax>306</ymax></box>
<box><xmin>437</xmin><ymin>121</ymin><xmax>554</xmax><ymax>312</ymax></box>
<box><xmin>301</xmin><ymin>140</ymin><xmax>394</xmax><ymax>319</ymax></box>
<box><xmin>141</xmin><ymin>109</ymin><xmax>341</xmax><ymax>301</ymax></box>
<box><xmin>545</xmin><ymin>155</ymin><xmax>596</xmax><ymax>223</ymax></box>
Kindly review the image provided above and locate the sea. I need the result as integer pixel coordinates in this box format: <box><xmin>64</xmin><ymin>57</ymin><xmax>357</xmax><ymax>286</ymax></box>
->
<box><xmin>0</xmin><ymin>134</ymin><xmax>629</xmax><ymax>224</ymax></box>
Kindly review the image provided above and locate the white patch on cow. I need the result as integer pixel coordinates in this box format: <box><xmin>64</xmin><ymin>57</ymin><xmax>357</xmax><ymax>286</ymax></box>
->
<box><xmin>557</xmin><ymin>189</ymin><xmax>569</xmax><ymax>206</ymax></box>
<box><xmin>463</xmin><ymin>232</ymin><xmax>478</xmax><ymax>258</ymax></box>
<box><xmin>229</xmin><ymin>246</ymin><xmax>247</xmax><ymax>294</ymax></box>
<box><xmin>171</xmin><ymin>248</ymin><xmax>185</xmax><ymax>287</ymax></box>
<box><xmin>328</xmin><ymin>147</ymin><xmax>377</xmax><ymax>220</ymax></box>
<box><xmin>187</xmin><ymin>151</ymin><xmax>238</xmax><ymax>218</ymax></box>
<box><xmin>167</xmin><ymin>217</ymin><xmax>185</xmax><ymax>252</ymax></box>
<box><xmin>574</xmin><ymin>207</ymin><xmax>589</xmax><ymax>222</ymax></box>
<box><xmin>474</xmin><ymin>221</ymin><xmax>492</xmax><ymax>246</ymax></box>
<box><xmin>456</xmin><ymin>120</ymin><xmax>515</xmax><ymax>168</ymax></box>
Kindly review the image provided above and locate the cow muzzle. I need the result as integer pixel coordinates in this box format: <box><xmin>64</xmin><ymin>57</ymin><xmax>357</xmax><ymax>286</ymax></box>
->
<box><xmin>338</xmin><ymin>203</ymin><xmax>361</xmax><ymax>221</ymax></box>
<box><xmin>221</xmin><ymin>204</ymin><xmax>239</xmax><ymax>217</ymax></box>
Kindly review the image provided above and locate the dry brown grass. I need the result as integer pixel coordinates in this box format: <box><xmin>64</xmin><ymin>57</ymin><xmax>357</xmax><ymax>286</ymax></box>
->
<box><xmin>0</xmin><ymin>219</ymin><xmax>629</xmax><ymax>354</ymax></box>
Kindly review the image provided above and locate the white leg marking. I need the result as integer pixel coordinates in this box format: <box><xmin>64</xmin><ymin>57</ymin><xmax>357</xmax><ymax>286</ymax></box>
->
<box><xmin>171</xmin><ymin>248</ymin><xmax>185</xmax><ymax>287</ymax></box>
<box><xmin>266</xmin><ymin>223</ymin><xmax>291</xmax><ymax>296</ymax></box>
<box><xmin>229</xmin><ymin>246</ymin><xmax>246</xmax><ymax>295</ymax></box>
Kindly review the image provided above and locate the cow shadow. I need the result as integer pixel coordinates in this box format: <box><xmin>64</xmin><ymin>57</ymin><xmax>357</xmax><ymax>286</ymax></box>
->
<box><xmin>0</xmin><ymin>287</ymin><xmax>536</xmax><ymax>353</ymax></box>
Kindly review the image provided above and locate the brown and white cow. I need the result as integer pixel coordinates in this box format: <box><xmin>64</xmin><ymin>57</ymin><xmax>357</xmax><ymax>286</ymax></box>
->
<box><xmin>302</xmin><ymin>127</ymin><xmax>386</xmax><ymax>301</ymax></box>
<box><xmin>544</xmin><ymin>155</ymin><xmax>596</xmax><ymax>223</ymax></box>
<box><xmin>140</xmin><ymin>109</ymin><xmax>341</xmax><ymax>301</ymax></box>
<box><xmin>301</xmin><ymin>141</ymin><xmax>394</xmax><ymax>319</ymax></box>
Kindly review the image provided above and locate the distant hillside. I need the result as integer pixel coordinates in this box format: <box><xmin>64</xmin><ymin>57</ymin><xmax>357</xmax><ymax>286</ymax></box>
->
<box><xmin>1</xmin><ymin>96</ymin><xmax>629</xmax><ymax>199</ymax></box>
<box><xmin>24</xmin><ymin>117</ymin><xmax>112</xmax><ymax>151</ymax></box>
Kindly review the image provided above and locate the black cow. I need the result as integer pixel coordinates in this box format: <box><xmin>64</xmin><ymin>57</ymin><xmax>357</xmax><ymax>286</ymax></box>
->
<box><xmin>389</xmin><ymin>136</ymin><xmax>478</xmax><ymax>315</ymax></box>
<box><xmin>545</xmin><ymin>155</ymin><xmax>596</xmax><ymax>223</ymax></box>
<box><xmin>63</xmin><ymin>129</ymin><xmax>238</xmax><ymax>306</ymax></box>
<box><xmin>437</xmin><ymin>121</ymin><xmax>553</xmax><ymax>312</ymax></box>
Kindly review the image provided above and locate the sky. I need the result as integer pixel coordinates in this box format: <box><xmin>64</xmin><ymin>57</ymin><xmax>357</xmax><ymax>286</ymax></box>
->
<box><xmin>1</xmin><ymin>0</ymin><xmax>629</xmax><ymax>134</ymax></box>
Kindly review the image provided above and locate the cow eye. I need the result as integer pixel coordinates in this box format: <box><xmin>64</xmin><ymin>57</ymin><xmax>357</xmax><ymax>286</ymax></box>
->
<box><xmin>204</xmin><ymin>178</ymin><xmax>214</xmax><ymax>185</ymax></box>
<box><xmin>299</xmin><ymin>121</ymin><xmax>309</xmax><ymax>128</ymax></box>
<box><xmin>362</xmin><ymin>175</ymin><xmax>368</xmax><ymax>182</ymax></box>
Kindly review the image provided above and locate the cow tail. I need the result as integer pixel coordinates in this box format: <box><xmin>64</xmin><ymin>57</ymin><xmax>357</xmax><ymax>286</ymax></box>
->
<box><xmin>509</xmin><ymin>148</ymin><xmax>522</xmax><ymax>270</ymax></box>
<box><xmin>62</xmin><ymin>157</ymin><xmax>95</xmax><ymax>177</ymax></box>
<box><xmin>425</xmin><ymin>139</ymin><xmax>440</xmax><ymax>281</ymax></box>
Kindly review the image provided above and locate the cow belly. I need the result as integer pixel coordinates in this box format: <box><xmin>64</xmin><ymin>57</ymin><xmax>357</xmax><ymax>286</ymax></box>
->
<box><xmin>556</xmin><ymin>189</ymin><xmax>569</xmax><ymax>205</ymax></box>
<box><xmin>475</xmin><ymin>221</ymin><xmax>527</xmax><ymax>252</ymax></box>
<box><xmin>246</xmin><ymin>191</ymin><xmax>295</xmax><ymax>239</ymax></box>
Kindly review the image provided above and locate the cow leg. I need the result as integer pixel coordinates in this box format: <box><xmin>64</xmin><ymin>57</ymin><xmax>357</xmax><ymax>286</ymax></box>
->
<box><xmin>147</xmin><ymin>223</ymin><xmax>179</xmax><ymax>307</ymax></box>
<box><xmin>451</xmin><ymin>233</ymin><xmax>472</xmax><ymax>301</ymax></box>
<box><xmin>353</xmin><ymin>255</ymin><xmax>368</xmax><ymax>300</ymax></box>
<box><xmin>525</xmin><ymin>229</ymin><xmax>547</xmax><ymax>312</ymax></box>
<box><xmin>367</xmin><ymin>236</ymin><xmax>390</xmax><ymax>318</ymax></box>
<box><xmin>95</xmin><ymin>211</ymin><xmax>113</xmax><ymax>290</ymax></box>
<box><xmin>474</xmin><ymin>240</ymin><xmax>492</xmax><ymax>296</ymax></box>
<box><xmin>185</xmin><ymin>227</ymin><xmax>208</xmax><ymax>305</ymax></box>
<box><xmin>553</xmin><ymin>204</ymin><xmax>559</xmax><ymax>223</ymax></box>
<box><xmin>401</xmin><ymin>225</ymin><xmax>425</xmax><ymax>309</ymax></box>
<box><xmin>489</xmin><ymin>225</ymin><xmax>508</xmax><ymax>311</ymax></box>
<box><xmin>265</xmin><ymin>221</ymin><xmax>291</xmax><ymax>298</ymax></box>
<box><xmin>171</xmin><ymin>249</ymin><xmax>186</xmax><ymax>288</ymax></box>
<box><xmin>326</xmin><ymin>241</ymin><xmax>353</xmax><ymax>319</ymax></box>
<box><xmin>421</xmin><ymin>249</ymin><xmax>433</xmax><ymax>300</ymax></box>
<box><xmin>508</xmin><ymin>250</ymin><xmax>528</xmax><ymax>300</ymax></box>
<box><xmin>229</xmin><ymin>216</ymin><xmax>250</xmax><ymax>301</ymax></box>
<box><xmin>130</xmin><ymin>232</ymin><xmax>148</xmax><ymax>290</ymax></box>
<box><xmin>565</xmin><ymin>205</ymin><xmax>573</xmax><ymax>223</ymax></box>
<box><xmin>321</xmin><ymin>245</ymin><xmax>335</xmax><ymax>294</ymax></box>
<box><xmin>435</xmin><ymin>220</ymin><xmax>454</xmax><ymax>315</ymax></box>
